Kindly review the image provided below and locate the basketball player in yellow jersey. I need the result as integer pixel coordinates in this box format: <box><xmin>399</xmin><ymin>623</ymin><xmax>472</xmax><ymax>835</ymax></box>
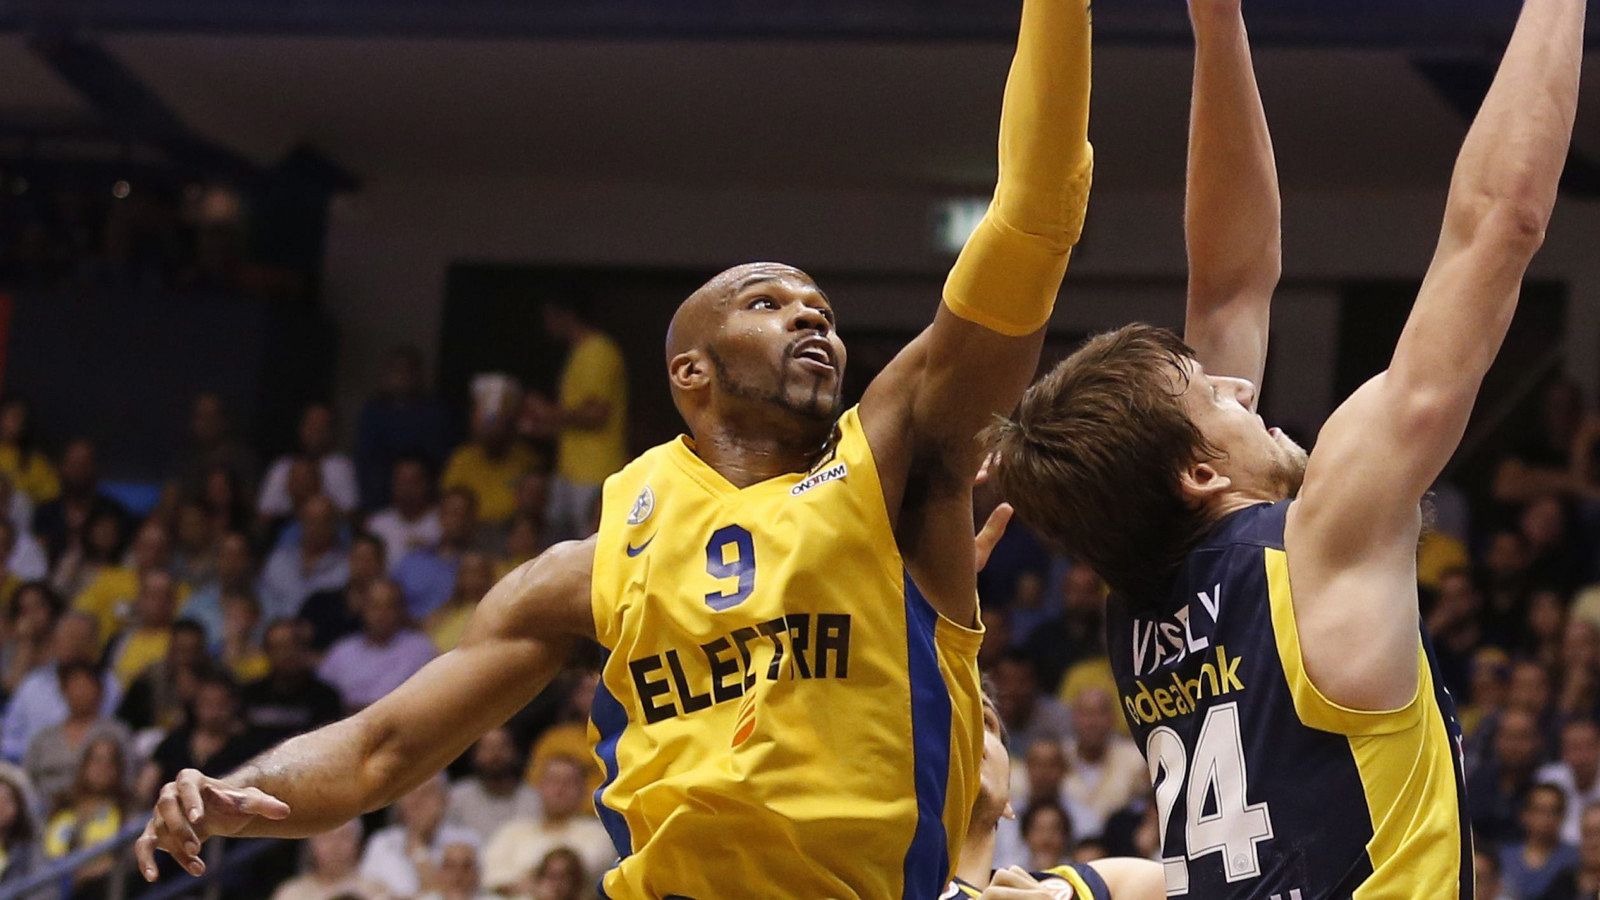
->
<box><xmin>136</xmin><ymin>0</ymin><xmax>1097</xmax><ymax>896</ymax></box>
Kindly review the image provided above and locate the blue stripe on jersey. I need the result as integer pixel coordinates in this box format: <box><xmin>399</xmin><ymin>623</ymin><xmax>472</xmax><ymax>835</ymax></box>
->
<box><xmin>901</xmin><ymin>577</ymin><xmax>953</xmax><ymax>899</ymax></box>
<box><xmin>590</xmin><ymin>651</ymin><xmax>634</xmax><ymax>859</ymax></box>
<box><xmin>1423</xmin><ymin>632</ymin><xmax>1476</xmax><ymax>898</ymax></box>
<box><xmin>1068</xmin><ymin>863</ymin><xmax>1112</xmax><ymax>900</ymax></box>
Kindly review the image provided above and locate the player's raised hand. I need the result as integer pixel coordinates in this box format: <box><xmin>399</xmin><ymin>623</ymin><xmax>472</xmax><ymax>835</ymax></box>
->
<box><xmin>975</xmin><ymin>501</ymin><xmax>1014</xmax><ymax>573</ymax></box>
<box><xmin>133</xmin><ymin>768</ymin><xmax>290</xmax><ymax>881</ymax></box>
<box><xmin>980</xmin><ymin>866</ymin><xmax>1077</xmax><ymax>899</ymax></box>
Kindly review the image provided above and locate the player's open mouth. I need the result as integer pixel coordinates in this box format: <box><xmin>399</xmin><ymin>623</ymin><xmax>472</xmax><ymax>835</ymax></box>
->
<box><xmin>791</xmin><ymin>338</ymin><xmax>837</xmax><ymax>374</ymax></box>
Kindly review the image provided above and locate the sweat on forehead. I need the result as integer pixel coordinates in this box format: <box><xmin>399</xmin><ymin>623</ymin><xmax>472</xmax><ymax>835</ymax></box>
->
<box><xmin>664</xmin><ymin>262</ymin><xmax>814</xmax><ymax>362</ymax></box>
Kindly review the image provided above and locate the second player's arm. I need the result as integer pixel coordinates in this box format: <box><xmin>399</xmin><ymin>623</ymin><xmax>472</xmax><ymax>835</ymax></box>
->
<box><xmin>1182</xmin><ymin>0</ymin><xmax>1281</xmax><ymax>393</ymax></box>
<box><xmin>1286</xmin><ymin>0</ymin><xmax>1583</xmax><ymax>710</ymax></box>
<box><xmin>135</xmin><ymin>538</ymin><xmax>596</xmax><ymax>878</ymax></box>
<box><xmin>861</xmin><ymin>0</ymin><xmax>1092</xmax><ymax>622</ymax></box>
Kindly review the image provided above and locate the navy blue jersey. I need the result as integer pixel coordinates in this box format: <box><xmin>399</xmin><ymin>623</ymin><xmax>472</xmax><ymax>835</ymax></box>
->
<box><xmin>1105</xmin><ymin>501</ymin><xmax>1471</xmax><ymax>899</ymax></box>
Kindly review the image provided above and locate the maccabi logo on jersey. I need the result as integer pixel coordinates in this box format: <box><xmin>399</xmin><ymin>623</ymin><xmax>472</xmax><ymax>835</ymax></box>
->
<box><xmin>732</xmin><ymin>693</ymin><xmax>757</xmax><ymax>748</ymax></box>
<box><xmin>791</xmin><ymin>462</ymin><xmax>847</xmax><ymax>497</ymax></box>
<box><xmin>627</xmin><ymin>486</ymin><xmax>655</xmax><ymax>525</ymax></box>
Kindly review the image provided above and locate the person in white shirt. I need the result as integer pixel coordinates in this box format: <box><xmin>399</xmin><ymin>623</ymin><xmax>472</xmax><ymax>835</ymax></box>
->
<box><xmin>416</xmin><ymin>840</ymin><xmax>494</xmax><ymax>900</ymax></box>
<box><xmin>446</xmin><ymin>727</ymin><xmax>542</xmax><ymax>842</ymax></box>
<box><xmin>1061</xmin><ymin>687</ymin><xmax>1149</xmax><ymax>836</ymax></box>
<box><xmin>482</xmin><ymin>754</ymin><xmax>614</xmax><ymax>891</ymax></box>
<box><xmin>272</xmin><ymin>819</ymin><xmax>392</xmax><ymax>900</ymax></box>
<box><xmin>1537</xmin><ymin>718</ymin><xmax>1600</xmax><ymax>845</ymax></box>
<box><xmin>359</xmin><ymin>774</ymin><xmax>480</xmax><ymax>899</ymax></box>
<box><xmin>366</xmin><ymin>457</ymin><xmax>442</xmax><ymax>574</ymax></box>
<box><xmin>259</xmin><ymin>404</ymin><xmax>360</xmax><ymax>517</ymax></box>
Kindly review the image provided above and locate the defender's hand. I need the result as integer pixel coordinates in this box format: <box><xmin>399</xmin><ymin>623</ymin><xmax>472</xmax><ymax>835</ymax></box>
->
<box><xmin>133</xmin><ymin>769</ymin><xmax>290</xmax><ymax>880</ymax></box>
<box><xmin>975</xmin><ymin>502</ymin><xmax>1014</xmax><ymax>573</ymax></box>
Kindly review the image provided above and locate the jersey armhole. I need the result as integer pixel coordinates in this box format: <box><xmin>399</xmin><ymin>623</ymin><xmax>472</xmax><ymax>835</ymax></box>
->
<box><xmin>1264</xmin><ymin>548</ymin><xmax>1424</xmax><ymax>737</ymax></box>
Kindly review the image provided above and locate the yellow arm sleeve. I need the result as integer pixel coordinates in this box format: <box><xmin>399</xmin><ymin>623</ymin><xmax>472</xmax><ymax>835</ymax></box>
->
<box><xmin>944</xmin><ymin>0</ymin><xmax>1094</xmax><ymax>337</ymax></box>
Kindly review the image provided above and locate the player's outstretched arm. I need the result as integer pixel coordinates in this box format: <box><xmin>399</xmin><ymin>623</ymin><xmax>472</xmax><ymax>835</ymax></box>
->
<box><xmin>861</xmin><ymin>0</ymin><xmax>1091</xmax><ymax>621</ymax></box>
<box><xmin>1286</xmin><ymin>0</ymin><xmax>1583</xmax><ymax>710</ymax></box>
<box><xmin>1182</xmin><ymin>0</ymin><xmax>1281</xmax><ymax>394</ymax></box>
<box><xmin>134</xmin><ymin>538</ymin><xmax>596</xmax><ymax>880</ymax></box>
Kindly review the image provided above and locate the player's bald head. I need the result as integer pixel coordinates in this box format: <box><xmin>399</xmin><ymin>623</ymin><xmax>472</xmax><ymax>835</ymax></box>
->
<box><xmin>665</xmin><ymin>262</ymin><xmax>811</xmax><ymax>363</ymax></box>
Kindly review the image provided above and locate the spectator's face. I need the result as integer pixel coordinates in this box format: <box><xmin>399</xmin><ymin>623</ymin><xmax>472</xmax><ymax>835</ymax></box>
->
<box><xmin>1486</xmin><ymin>532</ymin><xmax>1529</xmax><ymax>576</ymax></box>
<box><xmin>1582</xmin><ymin>807</ymin><xmax>1600</xmax><ymax>868</ymax></box>
<box><xmin>286</xmin><ymin>460</ymin><xmax>322</xmax><ymax>508</ymax></box>
<box><xmin>81</xmin><ymin>739</ymin><xmax>120</xmax><ymax>796</ymax></box>
<box><xmin>1527</xmin><ymin>592</ymin><xmax>1566</xmax><ymax>641</ymax></box>
<box><xmin>349</xmin><ymin>540</ymin><xmax>384</xmax><ymax>584</ymax></box>
<box><xmin>298</xmin><ymin>405</ymin><xmax>334</xmax><ymax>456</ymax></box>
<box><xmin>1013</xmin><ymin>572</ymin><xmax>1045</xmax><ymax>609</ymax></box>
<box><xmin>455</xmin><ymin>552</ymin><xmax>495</xmax><ymax>603</ymax></box>
<box><xmin>437</xmin><ymin>842</ymin><xmax>480</xmax><ymax>894</ymax></box>
<box><xmin>217</xmin><ymin>534</ymin><xmax>252</xmax><ymax>583</ymax></box>
<box><xmin>1062</xmin><ymin>567</ymin><xmax>1103</xmax><ymax>614</ymax></box>
<box><xmin>1023</xmin><ymin>806</ymin><xmax>1070</xmax><ymax>863</ymax></box>
<box><xmin>221</xmin><ymin>594</ymin><xmax>260</xmax><ymax>640</ymax></box>
<box><xmin>515</xmin><ymin>472</ymin><xmax>550</xmax><ymax>518</ymax></box>
<box><xmin>399</xmin><ymin>777</ymin><xmax>446</xmax><ymax>836</ymax></box>
<box><xmin>439</xmin><ymin>493</ymin><xmax>476</xmax><ymax>545</ymax></box>
<box><xmin>569</xmin><ymin>671</ymin><xmax>599</xmax><ymax>719</ymax></box>
<box><xmin>505</xmin><ymin>517</ymin><xmax>543</xmax><ymax>563</ymax></box>
<box><xmin>391</xmin><ymin>460</ymin><xmax>432</xmax><ymax>512</ymax></box>
<box><xmin>1563</xmin><ymin>620</ymin><xmax>1600</xmax><ymax>671</ymax></box>
<box><xmin>1496</xmin><ymin>711</ymin><xmax>1543</xmax><ymax>772</ymax></box>
<box><xmin>309</xmin><ymin>820</ymin><xmax>362</xmax><ymax>876</ymax></box>
<box><xmin>263</xmin><ymin>624</ymin><xmax>306</xmax><ymax>675</ymax></box>
<box><xmin>169</xmin><ymin>628</ymin><xmax>206</xmax><ymax>669</ymax></box>
<box><xmin>86</xmin><ymin>514</ymin><xmax>122</xmax><ymax>558</ymax></box>
<box><xmin>1071</xmin><ymin>689</ymin><xmax>1115</xmax><ymax>750</ymax></box>
<box><xmin>362</xmin><ymin>584</ymin><xmax>404</xmax><ymax>640</ymax></box>
<box><xmin>204</xmin><ymin>468</ymin><xmax>235</xmax><ymax>511</ymax></box>
<box><xmin>538</xmin><ymin>758</ymin><xmax>587</xmax><ymax>819</ymax></box>
<box><xmin>194</xmin><ymin>682</ymin><xmax>237</xmax><ymax>731</ymax></box>
<box><xmin>13</xmin><ymin>586</ymin><xmax>55</xmax><ymax>639</ymax></box>
<box><xmin>1025</xmin><ymin>740</ymin><xmax>1067</xmax><ymax>797</ymax></box>
<box><xmin>1471</xmin><ymin>656</ymin><xmax>1509</xmax><ymax>709</ymax></box>
<box><xmin>299</xmin><ymin>496</ymin><xmax>338</xmax><ymax>550</ymax></box>
<box><xmin>136</xmin><ymin>571</ymin><xmax>177</xmax><ymax>627</ymax></box>
<box><xmin>62</xmin><ymin>670</ymin><xmax>102</xmax><ymax>718</ymax></box>
<box><xmin>51</xmin><ymin>615</ymin><xmax>97</xmax><ymax>665</ymax></box>
<box><xmin>0</xmin><ymin>402</ymin><xmax>26</xmax><ymax>443</ymax></box>
<box><xmin>131</xmin><ymin>524</ymin><xmax>172</xmax><ymax>571</ymax></box>
<box><xmin>176</xmin><ymin>504</ymin><xmax>210</xmax><ymax>551</ymax></box>
<box><xmin>1564</xmin><ymin>724</ymin><xmax>1600</xmax><ymax>781</ymax></box>
<box><xmin>59</xmin><ymin>442</ymin><xmax>96</xmax><ymax>491</ymax></box>
<box><xmin>532</xmin><ymin>852</ymin><xmax>584</xmax><ymax>900</ymax></box>
<box><xmin>1438</xmin><ymin>573</ymin><xmax>1478</xmax><ymax>615</ymax></box>
<box><xmin>1522</xmin><ymin>789</ymin><xmax>1564</xmax><ymax>844</ymax></box>
<box><xmin>1521</xmin><ymin>498</ymin><xmax>1566</xmax><ymax>550</ymax></box>
<box><xmin>191</xmin><ymin>394</ymin><xmax>225</xmax><ymax>443</ymax></box>
<box><xmin>1509</xmin><ymin>663</ymin><xmax>1552</xmax><ymax>715</ymax></box>
<box><xmin>995</xmin><ymin>660</ymin><xmax>1038</xmax><ymax>726</ymax></box>
<box><xmin>471</xmin><ymin>728</ymin><xmax>519</xmax><ymax>780</ymax></box>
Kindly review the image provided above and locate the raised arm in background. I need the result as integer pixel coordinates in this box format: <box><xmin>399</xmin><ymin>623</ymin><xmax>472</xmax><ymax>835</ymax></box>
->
<box><xmin>1182</xmin><ymin>0</ymin><xmax>1281</xmax><ymax>396</ymax></box>
<box><xmin>1286</xmin><ymin>0</ymin><xmax>1585</xmax><ymax>711</ymax></box>
<box><xmin>863</xmin><ymin>0</ymin><xmax>1093</xmax><ymax>625</ymax></box>
<box><xmin>133</xmin><ymin>538</ymin><xmax>597</xmax><ymax>879</ymax></box>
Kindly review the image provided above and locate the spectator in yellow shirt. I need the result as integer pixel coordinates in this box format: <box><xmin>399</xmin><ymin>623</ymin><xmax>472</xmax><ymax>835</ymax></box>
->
<box><xmin>0</xmin><ymin>398</ymin><xmax>58</xmax><ymax>504</ymax></box>
<box><xmin>73</xmin><ymin>523</ymin><xmax>187</xmax><ymax>647</ymax></box>
<box><xmin>526</xmin><ymin>299</ymin><xmax>627</xmax><ymax>542</ymax></box>
<box><xmin>424</xmin><ymin>551</ymin><xmax>495</xmax><ymax>653</ymax></box>
<box><xmin>108</xmin><ymin>570</ymin><xmax>179</xmax><ymax>687</ymax></box>
<box><xmin>442</xmin><ymin>379</ymin><xmax>539</xmax><ymax>526</ymax></box>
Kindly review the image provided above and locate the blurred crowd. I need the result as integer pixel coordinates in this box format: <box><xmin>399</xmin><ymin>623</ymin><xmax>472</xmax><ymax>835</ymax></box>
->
<box><xmin>0</xmin><ymin>201</ymin><xmax>1597</xmax><ymax>898</ymax></box>
<box><xmin>0</xmin><ymin>294</ymin><xmax>627</xmax><ymax>898</ymax></box>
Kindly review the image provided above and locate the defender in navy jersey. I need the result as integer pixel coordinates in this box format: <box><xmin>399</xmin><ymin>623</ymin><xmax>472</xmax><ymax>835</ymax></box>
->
<box><xmin>988</xmin><ymin>0</ymin><xmax>1584</xmax><ymax>897</ymax></box>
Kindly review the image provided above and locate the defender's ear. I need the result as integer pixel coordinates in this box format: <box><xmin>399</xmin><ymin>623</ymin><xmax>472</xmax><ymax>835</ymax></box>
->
<box><xmin>670</xmin><ymin>350</ymin><xmax>709</xmax><ymax>393</ymax></box>
<box><xmin>1178</xmin><ymin>461</ymin><xmax>1232</xmax><ymax>505</ymax></box>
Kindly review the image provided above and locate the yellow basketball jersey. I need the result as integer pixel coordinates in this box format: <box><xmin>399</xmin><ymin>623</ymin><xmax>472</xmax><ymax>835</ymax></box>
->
<box><xmin>587</xmin><ymin>406</ymin><xmax>985</xmax><ymax>899</ymax></box>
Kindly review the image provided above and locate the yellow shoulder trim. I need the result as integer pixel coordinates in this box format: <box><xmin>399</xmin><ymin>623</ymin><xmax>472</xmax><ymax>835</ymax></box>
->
<box><xmin>1264</xmin><ymin>548</ymin><xmax>1424</xmax><ymax>736</ymax></box>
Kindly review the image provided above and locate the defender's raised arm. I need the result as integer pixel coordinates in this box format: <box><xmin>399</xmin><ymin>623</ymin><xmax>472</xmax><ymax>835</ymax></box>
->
<box><xmin>1289</xmin><ymin>0</ymin><xmax>1585</xmax><ymax>710</ymax></box>
<box><xmin>1183</xmin><ymin>0</ymin><xmax>1281</xmax><ymax>393</ymax></box>
<box><xmin>862</xmin><ymin>0</ymin><xmax>1092</xmax><ymax>623</ymax></box>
